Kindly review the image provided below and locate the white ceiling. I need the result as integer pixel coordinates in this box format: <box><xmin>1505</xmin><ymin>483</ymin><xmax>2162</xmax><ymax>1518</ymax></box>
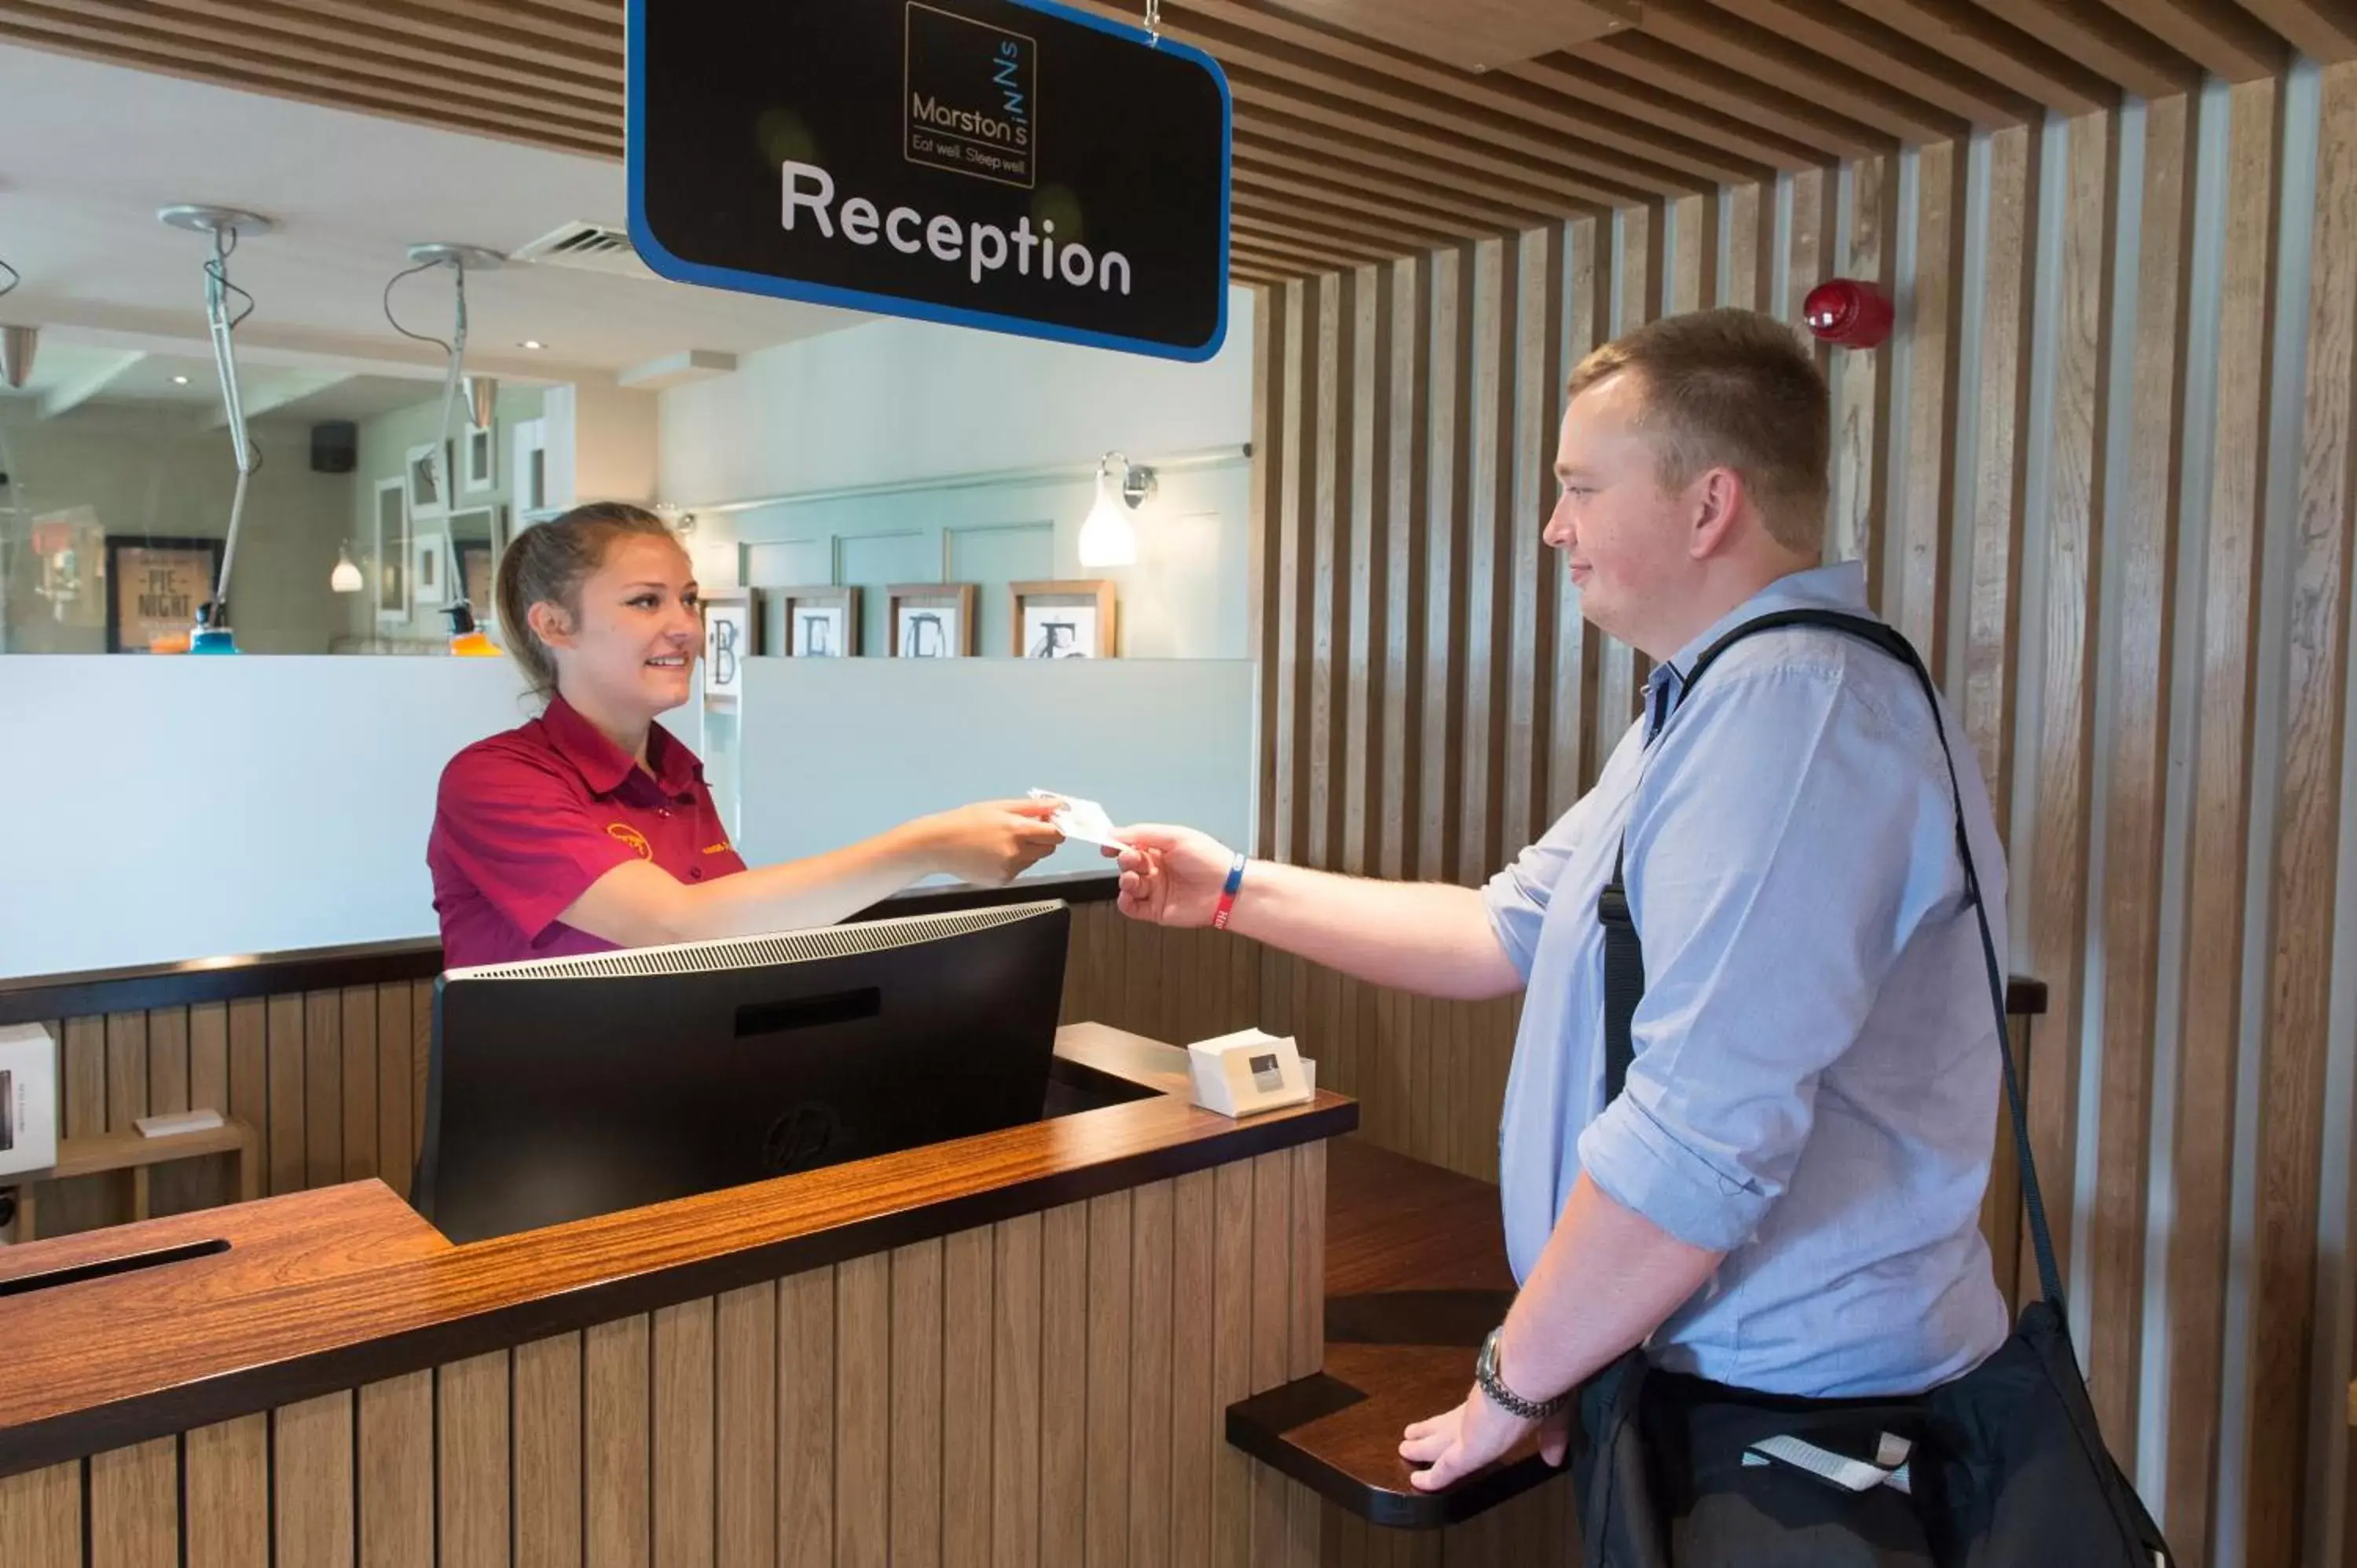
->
<box><xmin>0</xmin><ymin>341</ymin><xmax>448</xmax><ymax>426</ymax></box>
<box><xmin>0</xmin><ymin>42</ymin><xmax>867</xmax><ymax>389</ymax></box>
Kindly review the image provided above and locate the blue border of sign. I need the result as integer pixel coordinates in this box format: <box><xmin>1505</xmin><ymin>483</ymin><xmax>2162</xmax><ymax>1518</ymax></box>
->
<box><xmin>624</xmin><ymin>0</ymin><xmax>1233</xmax><ymax>363</ymax></box>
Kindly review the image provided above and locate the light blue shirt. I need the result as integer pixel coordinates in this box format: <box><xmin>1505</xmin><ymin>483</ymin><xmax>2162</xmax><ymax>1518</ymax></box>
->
<box><xmin>1482</xmin><ymin>562</ymin><xmax>2011</xmax><ymax>1397</ymax></box>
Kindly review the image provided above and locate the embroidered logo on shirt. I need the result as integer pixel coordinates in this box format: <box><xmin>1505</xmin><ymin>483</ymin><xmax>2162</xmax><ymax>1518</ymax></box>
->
<box><xmin>703</xmin><ymin>841</ymin><xmax>734</xmax><ymax>855</ymax></box>
<box><xmin>607</xmin><ymin>823</ymin><xmax>653</xmax><ymax>860</ymax></box>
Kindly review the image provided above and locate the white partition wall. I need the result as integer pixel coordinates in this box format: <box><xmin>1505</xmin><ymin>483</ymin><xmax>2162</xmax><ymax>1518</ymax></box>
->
<box><xmin>2</xmin><ymin>658</ymin><xmax>531</xmax><ymax>976</ymax></box>
<box><xmin>735</xmin><ymin>658</ymin><xmax>1255</xmax><ymax>881</ymax></box>
<box><xmin>3</xmin><ymin>655</ymin><xmax>1255</xmax><ymax>977</ymax></box>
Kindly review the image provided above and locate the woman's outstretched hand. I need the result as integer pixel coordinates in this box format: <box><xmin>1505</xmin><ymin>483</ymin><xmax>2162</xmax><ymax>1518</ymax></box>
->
<box><xmin>920</xmin><ymin>798</ymin><xmax>1065</xmax><ymax>885</ymax></box>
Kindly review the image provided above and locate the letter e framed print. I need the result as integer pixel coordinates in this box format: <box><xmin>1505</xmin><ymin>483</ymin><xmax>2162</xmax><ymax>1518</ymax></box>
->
<box><xmin>626</xmin><ymin>0</ymin><xmax>1230</xmax><ymax>361</ymax></box>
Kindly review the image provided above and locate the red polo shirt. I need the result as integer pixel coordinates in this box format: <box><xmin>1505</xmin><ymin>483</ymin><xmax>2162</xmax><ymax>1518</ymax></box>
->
<box><xmin>428</xmin><ymin>695</ymin><xmax>748</xmax><ymax>969</ymax></box>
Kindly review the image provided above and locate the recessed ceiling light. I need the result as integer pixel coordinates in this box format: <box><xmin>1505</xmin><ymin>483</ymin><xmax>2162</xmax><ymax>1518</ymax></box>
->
<box><xmin>519</xmin><ymin>339</ymin><xmax>545</xmax><ymax>350</ymax></box>
<box><xmin>171</xmin><ymin>375</ymin><xmax>191</xmax><ymax>385</ymax></box>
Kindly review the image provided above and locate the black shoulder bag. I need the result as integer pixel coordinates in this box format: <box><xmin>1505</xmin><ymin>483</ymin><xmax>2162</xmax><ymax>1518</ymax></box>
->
<box><xmin>1568</xmin><ymin>610</ymin><xmax>2174</xmax><ymax>1568</ymax></box>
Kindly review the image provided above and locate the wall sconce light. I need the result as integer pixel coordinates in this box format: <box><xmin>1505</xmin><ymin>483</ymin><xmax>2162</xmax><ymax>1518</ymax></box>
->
<box><xmin>330</xmin><ymin>543</ymin><xmax>364</xmax><ymax>594</ymax></box>
<box><xmin>1078</xmin><ymin>451</ymin><xmax>1156</xmax><ymax>568</ymax></box>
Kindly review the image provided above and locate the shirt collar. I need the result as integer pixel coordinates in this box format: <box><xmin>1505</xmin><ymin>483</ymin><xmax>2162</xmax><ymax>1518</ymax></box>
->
<box><xmin>541</xmin><ymin>694</ymin><xmax>704</xmax><ymax>800</ymax></box>
<box><xmin>1644</xmin><ymin>561</ymin><xmax>1871</xmax><ymax>731</ymax></box>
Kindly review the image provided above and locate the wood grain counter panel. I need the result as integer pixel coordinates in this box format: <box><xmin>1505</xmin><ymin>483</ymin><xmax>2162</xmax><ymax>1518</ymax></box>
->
<box><xmin>0</xmin><ymin>1024</ymin><xmax>1353</xmax><ymax>1481</ymax></box>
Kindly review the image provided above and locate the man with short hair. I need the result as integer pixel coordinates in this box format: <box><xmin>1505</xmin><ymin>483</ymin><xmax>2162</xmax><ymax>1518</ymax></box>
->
<box><xmin>1112</xmin><ymin>308</ymin><xmax>2010</xmax><ymax>1530</ymax></box>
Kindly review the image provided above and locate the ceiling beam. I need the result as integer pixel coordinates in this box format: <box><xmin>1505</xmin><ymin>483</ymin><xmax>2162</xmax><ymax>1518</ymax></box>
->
<box><xmin>1126</xmin><ymin>0</ymin><xmax>1779</xmax><ymax>187</ymax></box>
<box><xmin>1230</xmin><ymin>186</ymin><xmax>1464</xmax><ymax>255</ymax></box>
<box><xmin>1491</xmin><ymin>53</ymin><xmax>1831</xmax><ymax>171</ymax></box>
<box><xmin>1231</xmin><ymin>149</ymin><xmax>1505</xmax><ymax>243</ymax></box>
<box><xmin>0</xmin><ymin>18</ymin><xmax>620</xmax><ymax>158</ymax></box>
<box><xmin>0</xmin><ymin>0</ymin><xmax>619</xmax><ymax>137</ymax></box>
<box><xmin>1824</xmin><ymin>0</ymin><xmax>2115</xmax><ymax>115</ymax></box>
<box><xmin>1232</xmin><ymin>135</ymin><xmax>1559</xmax><ymax>232</ymax></box>
<box><xmin>1700</xmin><ymin>0</ymin><xmax>2044</xmax><ymax>126</ymax></box>
<box><xmin>1226</xmin><ymin>218</ymin><xmax>1396</xmax><ymax>273</ymax></box>
<box><xmin>101</xmin><ymin>0</ymin><xmax>618</xmax><ymax>104</ymax></box>
<box><xmin>1965</xmin><ymin>0</ymin><xmax>2202</xmax><ymax>99</ymax></box>
<box><xmin>1063</xmin><ymin>0</ymin><xmax>1705</xmax><ymax>197</ymax></box>
<box><xmin>1232</xmin><ymin>112</ymin><xmax>1600</xmax><ymax>226</ymax></box>
<box><xmin>38</xmin><ymin>350</ymin><xmax>146</xmax><ymax>419</ymax></box>
<box><xmin>1230</xmin><ymin>79</ymin><xmax>1649</xmax><ymax>209</ymax></box>
<box><xmin>1578</xmin><ymin>33</ymin><xmax>1893</xmax><ymax>158</ymax></box>
<box><xmin>2226</xmin><ymin>0</ymin><xmax>2357</xmax><ymax>61</ymax></box>
<box><xmin>1630</xmin><ymin>0</ymin><xmax>1972</xmax><ymax>142</ymax></box>
<box><xmin>2087</xmin><ymin>0</ymin><xmax>2288</xmax><ymax>79</ymax></box>
<box><xmin>377</xmin><ymin>0</ymin><xmax>618</xmax><ymax>53</ymax></box>
<box><xmin>1229</xmin><ymin>211</ymin><xmax>1403</xmax><ymax>267</ymax></box>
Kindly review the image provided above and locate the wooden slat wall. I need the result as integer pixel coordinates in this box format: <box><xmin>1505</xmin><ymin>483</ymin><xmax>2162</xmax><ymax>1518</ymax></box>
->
<box><xmin>1244</xmin><ymin>59</ymin><xmax>2357</xmax><ymax>1568</ymax></box>
<box><xmin>0</xmin><ymin>1146</ymin><xmax>1332</xmax><ymax>1568</ymax></box>
<box><xmin>21</xmin><ymin>980</ymin><xmax>434</xmax><ymax>1234</ymax></box>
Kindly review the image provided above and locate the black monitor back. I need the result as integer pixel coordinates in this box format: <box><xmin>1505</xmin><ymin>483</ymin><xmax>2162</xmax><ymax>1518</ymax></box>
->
<box><xmin>414</xmin><ymin>899</ymin><xmax>1070</xmax><ymax>1244</ymax></box>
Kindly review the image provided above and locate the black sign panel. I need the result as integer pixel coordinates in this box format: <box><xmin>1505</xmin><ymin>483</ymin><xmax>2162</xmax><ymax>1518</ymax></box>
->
<box><xmin>627</xmin><ymin>0</ymin><xmax>1232</xmax><ymax>361</ymax></box>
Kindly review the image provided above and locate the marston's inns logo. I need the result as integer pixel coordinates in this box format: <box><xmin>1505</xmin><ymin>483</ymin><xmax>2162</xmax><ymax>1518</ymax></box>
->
<box><xmin>904</xmin><ymin>1</ymin><xmax>1036</xmax><ymax>190</ymax></box>
<box><xmin>607</xmin><ymin>823</ymin><xmax>653</xmax><ymax>860</ymax></box>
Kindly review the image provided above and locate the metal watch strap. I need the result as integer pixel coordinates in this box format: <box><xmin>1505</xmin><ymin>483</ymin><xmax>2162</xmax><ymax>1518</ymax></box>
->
<box><xmin>1476</xmin><ymin>1327</ymin><xmax>1567</xmax><ymax>1420</ymax></box>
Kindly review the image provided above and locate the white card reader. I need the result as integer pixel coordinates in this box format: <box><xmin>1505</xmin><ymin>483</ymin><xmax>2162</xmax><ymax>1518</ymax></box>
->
<box><xmin>1186</xmin><ymin>1028</ymin><xmax>1315</xmax><ymax>1118</ymax></box>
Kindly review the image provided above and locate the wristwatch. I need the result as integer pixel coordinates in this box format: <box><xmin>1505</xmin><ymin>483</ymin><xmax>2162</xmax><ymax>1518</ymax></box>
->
<box><xmin>1475</xmin><ymin>1326</ymin><xmax>1568</xmax><ymax>1421</ymax></box>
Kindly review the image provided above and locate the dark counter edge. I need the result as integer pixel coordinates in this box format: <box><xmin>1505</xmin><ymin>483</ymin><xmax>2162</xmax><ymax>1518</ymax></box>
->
<box><xmin>1</xmin><ymin>874</ymin><xmax>2049</xmax><ymax>1028</ymax></box>
<box><xmin>0</xmin><ymin>1093</ymin><xmax>1357</xmax><ymax>1481</ymax></box>
<box><xmin>1226</xmin><ymin>1374</ymin><xmax>1561</xmax><ymax>1530</ymax></box>
<box><xmin>0</xmin><ymin>871</ymin><xmax>1124</xmax><ymax>1025</ymax></box>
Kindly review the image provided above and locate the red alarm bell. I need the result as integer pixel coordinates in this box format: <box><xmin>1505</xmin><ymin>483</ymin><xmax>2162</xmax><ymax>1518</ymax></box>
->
<box><xmin>1802</xmin><ymin>278</ymin><xmax>1894</xmax><ymax>350</ymax></box>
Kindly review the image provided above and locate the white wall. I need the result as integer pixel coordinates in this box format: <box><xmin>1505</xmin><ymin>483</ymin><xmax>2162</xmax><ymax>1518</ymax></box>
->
<box><xmin>659</xmin><ymin>288</ymin><xmax>1255</xmax><ymax>503</ymax></box>
<box><xmin>658</xmin><ymin>288</ymin><xmax>1258</xmax><ymax>663</ymax></box>
<box><xmin>1</xmin><ymin>657</ymin><xmax>531</xmax><ymax>976</ymax></box>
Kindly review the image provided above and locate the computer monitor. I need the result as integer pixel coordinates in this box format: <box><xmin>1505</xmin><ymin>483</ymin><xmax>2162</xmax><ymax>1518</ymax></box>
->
<box><xmin>413</xmin><ymin>899</ymin><xmax>1071</xmax><ymax>1244</ymax></box>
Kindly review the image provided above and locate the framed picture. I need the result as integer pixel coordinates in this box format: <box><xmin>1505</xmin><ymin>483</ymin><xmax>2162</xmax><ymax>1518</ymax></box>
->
<box><xmin>461</xmin><ymin>422</ymin><xmax>497</xmax><ymax>495</ymax></box>
<box><xmin>452</xmin><ymin>537</ymin><xmax>497</xmax><ymax>615</ymax></box>
<box><xmin>701</xmin><ymin>588</ymin><xmax>757</xmax><ymax>708</ymax></box>
<box><xmin>405</xmin><ymin>440</ymin><xmax>453</xmax><ymax>520</ymax></box>
<box><xmin>415</xmin><ymin>532</ymin><xmax>452</xmax><ymax>608</ymax></box>
<box><xmin>374</xmin><ymin>477</ymin><xmax>412</xmax><ymax>625</ymax></box>
<box><xmin>1010</xmin><ymin>579</ymin><xmax>1117</xmax><ymax>659</ymax></box>
<box><xmin>777</xmin><ymin>585</ymin><xmax>859</xmax><ymax>658</ymax></box>
<box><xmin>445</xmin><ymin>507</ymin><xmax>499</xmax><ymax>608</ymax></box>
<box><xmin>888</xmin><ymin>582</ymin><xmax>977</xmax><ymax>658</ymax></box>
<box><xmin>104</xmin><ymin>535</ymin><xmax>222</xmax><ymax>652</ymax></box>
<box><xmin>511</xmin><ymin>418</ymin><xmax>548</xmax><ymax>517</ymax></box>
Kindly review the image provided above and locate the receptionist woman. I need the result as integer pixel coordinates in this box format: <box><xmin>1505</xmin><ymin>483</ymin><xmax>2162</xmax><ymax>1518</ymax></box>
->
<box><xmin>428</xmin><ymin>502</ymin><xmax>1064</xmax><ymax>969</ymax></box>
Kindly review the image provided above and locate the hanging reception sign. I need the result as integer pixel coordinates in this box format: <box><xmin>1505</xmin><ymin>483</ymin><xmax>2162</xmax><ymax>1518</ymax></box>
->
<box><xmin>626</xmin><ymin>0</ymin><xmax>1232</xmax><ymax>361</ymax></box>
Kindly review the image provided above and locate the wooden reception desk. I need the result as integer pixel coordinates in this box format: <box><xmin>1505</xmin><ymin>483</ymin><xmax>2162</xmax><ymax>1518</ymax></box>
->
<box><xmin>0</xmin><ymin>881</ymin><xmax>2051</xmax><ymax>1566</ymax></box>
<box><xmin>0</xmin><ymin>1017</ymin><xmax>1354</xmax><ymax>1568</ymax></box>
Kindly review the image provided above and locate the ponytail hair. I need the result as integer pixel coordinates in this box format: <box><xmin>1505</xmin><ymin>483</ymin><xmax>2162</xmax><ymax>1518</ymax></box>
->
<box><xmin>494</xmin><ymin>502</ymin><xmax>676</xmax><ymax>702</ymax></box>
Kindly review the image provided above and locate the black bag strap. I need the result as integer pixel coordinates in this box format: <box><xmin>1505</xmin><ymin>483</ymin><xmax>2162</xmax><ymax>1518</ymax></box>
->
<box><xmin>1596</xmin><ymin>607</ymin><xmax>2066</xmax><ymax>1310</ymax></box>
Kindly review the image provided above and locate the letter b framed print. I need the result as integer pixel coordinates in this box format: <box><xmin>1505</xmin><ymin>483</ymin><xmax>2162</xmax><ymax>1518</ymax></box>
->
<box><xmin>625</xmin><ymin>0</ymin><xmax>1230</xmax><ymax>361</ymax></box>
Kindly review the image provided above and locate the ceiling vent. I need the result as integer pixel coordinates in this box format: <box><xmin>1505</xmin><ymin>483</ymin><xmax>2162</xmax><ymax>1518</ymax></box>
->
<box><xmin>508</xmin><ymin>222</ymin><xmax>656</xmax><ymax>280</ymax></box>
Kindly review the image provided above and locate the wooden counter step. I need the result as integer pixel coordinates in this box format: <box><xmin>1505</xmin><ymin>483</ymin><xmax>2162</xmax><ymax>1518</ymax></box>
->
<box><xmin>1227</xmin><ymin>1137</ymin><xmax>1560</xmax><ymax>1530</ymax></box>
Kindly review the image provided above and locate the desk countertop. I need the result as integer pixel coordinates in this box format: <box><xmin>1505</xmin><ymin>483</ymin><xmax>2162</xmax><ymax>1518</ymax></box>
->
<box><xmin>0</xmin><ymin>1022</ymin><xmax>1354</xmax><ymax>1481</ymax></box>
